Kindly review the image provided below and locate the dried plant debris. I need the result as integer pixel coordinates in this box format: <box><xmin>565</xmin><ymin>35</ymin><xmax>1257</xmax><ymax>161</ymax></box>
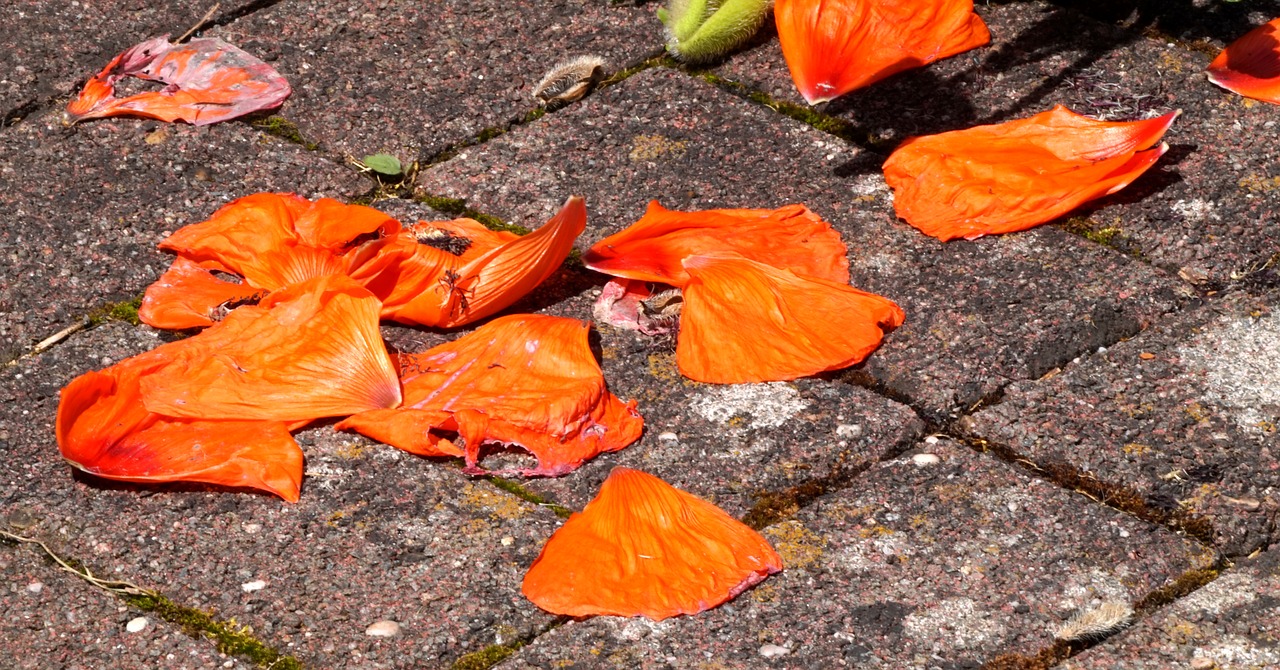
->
<box><xmin>533</xmin><ymin>56</ymin><xmax>607</xmax><ymax>105</ymax></box>
<box><xmin>1055</xmin><ymin>600</ymin><xmax>1134</xmax><ymax>642</ymax></box>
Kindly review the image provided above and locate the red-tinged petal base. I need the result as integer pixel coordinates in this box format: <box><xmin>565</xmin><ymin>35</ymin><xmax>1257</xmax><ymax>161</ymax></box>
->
<box><xmin>56</xmin><ymin>350</ymin><xmax>303</xmax><ymax>502</ymax></box>
<box><xmin>522</xmin><ymin>467</ymin><xmax>783</xmax><ymax>620</ymax></box>
<box><xmin>883</xmin><ymin>105</ymin><xmax>1179</xmax><ymax>241</ymax></box>
<box><xmin>140</xmin><ymin>275</ymin><xmax>402</xmax><ymax>422</ymax></box>
<box><xmin>337</xmin><ymin>314</ymin><xmax>643</xmax><ymax>476</ymax></box>
<box><xmin>585</xmin><ymin>201</ymin><xmax>850</xmax><ymax>286</ymax></box>
<box><xmin>592</xmin><ymin>279</ymin><xmax>681</xmax><ymax>336</ymax></box>
<box><xmin>776</xmin><ymin>0</ymin><xmax>990</xmax><ymax>104</ymax></box>
<box><xmin>676</xmin><ymin>254</ymin><xmax>904</xmax><ymax>384</ymax></box>
<box><xmin>1208</xmin><ymin>17</ymin><xmax>1280</xmax><ymax>104</ymax></box>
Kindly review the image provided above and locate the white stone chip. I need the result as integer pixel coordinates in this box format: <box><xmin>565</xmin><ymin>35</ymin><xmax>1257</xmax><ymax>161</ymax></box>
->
<box><xmin>365</xmin><ymin>620</ymin><xmax>402</xmax><ymax>637</ymax></box>
<box><xmin>241</xmin><ymin>580</ymin><xmax>267</xmax><ymax>592</ymax></box>
<box><xmin>126</xmin><ymin>617</ymin><xmax>149</xmax><ymax>633</ymax></box>
<box><xmin>25</xmin><ymin>582</ymin><xmax>43</xmax><ymax>594</ymax></box>
<box><xmin>912</xmin><ymin>453</ymin><xmax>941</xmax><ymax>466</ymax></box>
<box><xmin>759</xmin><ymin>644</ymin><xmax>791</xmax><ymax>658</ymax></box>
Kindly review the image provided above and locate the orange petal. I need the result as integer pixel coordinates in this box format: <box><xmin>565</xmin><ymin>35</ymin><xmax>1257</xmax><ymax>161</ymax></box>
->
<box><xmin>139</xmin><ymin>257</ymin><xmax>267</xmax><ymax>330</ymax></box>
<box><xmin>65</xmin><ymin>36</ymin><xmax>291</xmax><ymax>126</ymax></box>
<box><xmin>1207</xmin><ymin>17</ymin><xmax>1280</xmax><ymax>104</ymax></box>
<box><xmin>337</xmin><ymin>314</ymin><xmax>642</xmax><ymax>476</ymax></box>
<box><xmin>585</xmin><ymin>201</ymin><xmax>850</xmax><ymax>286</ymax></box>
<box><xmin>56</xmin><ymin>348</ymin><xmax>303</xmax><ymax>502</ymax></box>
<box><xmin>776</xmin><ymin>0</ymin><xmax>989</xmax><ymax>105</ymax></box>
<box><xmin>140</xmin><ymin>275</ymin><xmax>402</xmax><ymax>422</ymax></box>
<box><xmin>883</xmin><ymin>105</ymin><xmax>1179</xmax><ymax>241</ymax></box>
<box><xmin>522</xmin><ymin>467</ymin><xmax>782</xmax><ymax>620</ymax></box>
<box><xmin>676</xmin><ymin>254</ymin><xmax>904</xmax><ymax>384</ymax></box>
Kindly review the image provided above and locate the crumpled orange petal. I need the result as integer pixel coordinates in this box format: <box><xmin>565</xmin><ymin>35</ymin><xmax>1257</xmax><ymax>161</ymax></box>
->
<box><xmin>584</xmin><ymin>201</ymin><xmax>849</xmax><ymax>286</ymax></box>
<box><xmin>141</xmin><ymin>193</ymin><xmax>400</xmax><ymax>329</ymax></box>
<box><xmin>883</xmin><ymin>105</ymin><xmax>1179</xmax><ymax>241</ymax></box>
<box><xmin>776</xmin><ymin>0</ymin><xmax>989</xmax><ymax>104</ymax></box>
<box><xmin>522</xmin><ymin>467</ymin><xmax>782</xmax><ymax>620</ymax></box>
<box><xmin>337</xmin><ymin>314</ymin><xmax>643</xmax><ymax>476</ymax></box>
<box><xmin>1207</xmin><ymin>17</ymin><xmax>1280</xmax><ymax>104</ymax></box>
<box><xmin>140</xmin><ymin>275</ymin><xmax>402</xmax><ymax>422</ymax></box>
<box><xmin>56</xmin><ymin>343</ymin><xmax>303</xmax><ymax>502</ymax></box>
<box><xmin>677</xmin><ymin>254</ymin><xmax>904</xmax><ymax>384</ymax></box>
<box><xmin>65</xmin><ymin>36</ymin><xmax>291</xmax><ymax>125</ymax></box>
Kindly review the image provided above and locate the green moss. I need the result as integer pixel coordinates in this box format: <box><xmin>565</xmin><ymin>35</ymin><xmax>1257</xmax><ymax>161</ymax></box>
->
<box><xmin>486</xmin><ymin>477</ymin><xmax>572</xmax><ymax>519</ymax></box>
<box><xmin>121</xmin><ymin>592</ymin><xmax>303</xmax><ymax>669</ymax></box>
<box><xmin>1057</xmin><ymin>216</ymin><xmax>1145</xmax><ymax>259</ymax></box>
<box><xmin>411</xmin><ymin>194</ymin><xmax>531</xmax><ymax>235</ymax></box>
<box><xmin>600</xmin><ymin>54</ymin><xmax>678</xmax><ymax>90</ymax></box>
<box><xmin>451</xmin><ymin>643</ymin><xmax>520</xmax><ymax>670</ymax></box>
<box><xmin>252</xmin><ymin>116</ymin><xmax>320</xmax><ymax>151</ymax></box>
<box><xmin>87</xmin><ymin>296</ymin><xmax>143</xmax><ymax>327</ymax></box>
<box><xmin>685</xmin><ymin>70</ymin><xmax>878</xmax><ymax>148</ymax></box>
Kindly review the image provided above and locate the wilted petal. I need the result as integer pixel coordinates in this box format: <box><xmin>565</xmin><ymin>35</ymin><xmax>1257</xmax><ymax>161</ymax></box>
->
<box><xmin>141</xmin><ymin>275</ymin><xmax>401</xmax><ymax>422</ymax></box>
<box><xmin>139</xmin><ymin>257</ymin><xmax>266</xmax><ymax>330</ymax></box>
<box><xmin>883</xmin><ymin>105</ymin><xmax>1179</xmax><ymax>241</ymax></box>
<box><xmin>585</xmin><ymin>201</ymin><xmax>849</xmax><ymax>286</ymax></box>
<box><xmin>56</xmin><ymin>349</ymin><xmax>303</xmax><ymax>502</ymax></box>
<box><xmin>522</xmin><ymin>467</ymin><xmax>782</xmax><ymax>619</ymax></box>
<box><xmin>677</xmin><ymin>254</ymin><xmax>903</xmax><ymax>384</ymax></box>
<box><xmin>1207</xmin><ymin>17</ymin><xmax>1280</xmax><ymax>104</ymax></box>
<box><xmin>776</xmin><ymin>0</ymin><xmax>989</xmax><ymax>105</ymax></box>
<box><xmin>337</xmin><ymin>314</ymin><xmax>642</xmax><ymax>476</ymax></box>
<box><xmin>592</xmin><ymin>278</ymin><xmax>683</xmax><ymax>336</ymax></box>
<box><xmin>65</xmin><ymin>36</ymin><xmax>291</xmax><ymax>126</ymax></box>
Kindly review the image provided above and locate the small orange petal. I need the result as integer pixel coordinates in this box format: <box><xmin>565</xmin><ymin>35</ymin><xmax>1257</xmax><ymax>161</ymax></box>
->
<box><xmin>140</xmin><ymin>275</ymin><xmax>402</xmax><ymax>422</ymax></box>
<box><xmin>883</xmin><ymin>105</ymin><xmax>1179</xmax><ymax>241</ymax></box>
<box><xmin>522</xmin><ymin>468</ymin><xmax>782</xmax><ymax>620</ymax></box>
<box><xmin>776</xmin><ymin>0</ymin><xmax>989</xmax><ymax>105</ymax></box>
<box><xmin>1207</xmin><ymin>17</ymin><xmax>1280</xmax><ymax>104</ymax></box>
<box><xmin>676</xmin><ymin>254</ymin><xmax>903</xmax><ymax>384</ymax></box>
<box><xmin>139</xmin><ymin>257</ymin><xmax>266</xmax><ymax>330</ymax></box>
<box><xmin>585</xmin><ymin>201</ymin><xmax>850</xmax><ymax>286</ymax></box>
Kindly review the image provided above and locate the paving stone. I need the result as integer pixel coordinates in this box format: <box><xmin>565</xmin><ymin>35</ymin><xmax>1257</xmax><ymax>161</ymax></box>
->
<box><xmin>1045</xmin><ymin>0</ymin><xmax>1275</xmax><ymax>48</ymax></box>
<box><xmin>0</xmin><ymin>321</ymin><xmax>561</xmax><ymax>668</ymax></box>
<box><xmin>1</xmin><ymin>539</ymin><xmax>248</xmax><ymax>670</ymax></box>
<box><xmin>715</xmin><ymin>1</ymin><xmax>1280</xmax><ymax>286</ymax></box>
<box><xmin>207</xmin><ymin>0</ymin><xmax>662</xmax><ymax>161</ymax></box>
<box><xmin>498</xmin><ymin>438</ymin><xmax>1217</xmax><ymax>669</ymax></box>
<box><xmin>418</xmin><ymin>66</ymin><xmax>1185</xmax><ymax>422</ymax></box>
<box><xmin>964</xmin><ymin>289</ymin><xmax>1280</xmax><ymax>556</ymax></box>
<box><xmin>0</xmin><ymin>112</ymin><xmax>364</xmax><ymax>363</ymax></box>
<box><xmin>1063</xmin><ymin>544</ymin><xmax>1280</xmax><ymax>670</ymax></box>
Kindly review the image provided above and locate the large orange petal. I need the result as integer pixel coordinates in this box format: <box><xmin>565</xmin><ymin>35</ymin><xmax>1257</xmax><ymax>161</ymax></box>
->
<box><xmin>139</xmin><ymin>257</ymin><xmax>267</xmax><ymax>330</ymax></box>
<box><xmin>1207</xmin><ymin>17</ymin><xmax>1280</xmax><ymax>104</ymax></box>
<box><xmin>776</xmin><ymin>0</ymin><xmax>990</xmax><ymax>105</ymax></box>
<box><xmin>522</xmin><ymin>468</ymin><xmax>782</xmax><ymax>620</ymax></box>
<box><xmin>584</xmin><ymin>201</ymin><xmax>850</xmax><ymax>286</ymax></box>
<box><xmin>337</xmin><ymin>314</ymin><xmax>642</xmax><ymax>476</ymax></box>
<box><xmin>883</xmin><ymin>105</ymin><xmax>1179</xmax><ymax>241</ymax></box>
<box><xmin>65</xmin><ymin>36</ymin><xmax>291</xmax><ymax>126</ymax></box>
<box><xmin>676</xmin><ymin>254</ymin><xmax>904</xmax><ymax>384</ymax></box>
<box><xmin>140</xmin><ymin>275</ymin><xmax>401</xmax><ymax>422</ymax></box>
<box><xmin>56</xmin><ymin>349</ymin><xmax>303</xmax><ymax>502</ymax></box>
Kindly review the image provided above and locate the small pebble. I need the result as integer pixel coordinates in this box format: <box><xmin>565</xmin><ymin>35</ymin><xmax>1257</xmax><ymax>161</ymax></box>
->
<box><xmin>759</xmin><ymin>644</ymin><xmax>790</xmax><ymax>658</ymax></box>
<box><xmin>366</xmin><ymin>620</ymin><xmax>402</xmax><ymax>637</ymax></box>
<box><xmin>924</xmin><ymin>435</ymin><xmax>939</xmax><ymax>445</ymax></box>
<box><xmin>241</xmin><ymin>523</ymin><xmax>261</xmax><ymax>533</ymax></box>
<box><xmin>912</xmin><ymin>453</ymin><xmax>941</xmax><ymax>466</ymax></box>
<box><xmin>836</xmin><ymin>424</ymin><xmax>861</xmax><ymax>439</ymax></box>
<box><xmin>126</xmin><ymin>617</ymin><xmax>149</xmax><ymax>633</ymax></box>
<box><xmin>241</xmin><ymin>580</ymin><xmax>266</xmax><ymax>592</ymax></box>
<box><xmin>26</xmin><ymin>582</ymin><xmax>43</xmax><ymax>594</ymax></box>
<box><xmin>658</xmin><ymin>431</ymin><xmax>679</xmax><ymax>444</ymax></box>
<box><xmin>500</xmin><ymin>536</ymin><xmax>514</xmax><ymax>546</ymax></box>
<box><xmin>1190</xmin><ymin>657</ymin><xmax>1215</xmax><ymax>670</ymax></box>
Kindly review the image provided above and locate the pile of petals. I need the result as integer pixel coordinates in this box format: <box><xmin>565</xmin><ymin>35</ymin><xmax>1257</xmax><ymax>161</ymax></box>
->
<box><xmin>65</xmin><ymin>35</ymin><xmax>291</xmax><ymax>125</ymax></box>
<box><xmin>522</xmin><ymin>467</ymin><xmax>782</xmax><ymax>619</ymax></box>
<box><xmin>775</xmin><ymin>0</ymin><xmax>989</xmax><ymax>104</ymax></box>
<box><xmin>140</xmin><ymin>192</ymin><xmax>585</xmax><ymax>330</ymax></box>
<box><xmin>585</xmin><ymin>201</ymin><xmax>904</xmax><ymax>383</ymax></box>
<box><xmin>883</xmin><ymin>105</ymin><xmax>1179</xmax><ymax>241</ymax></box>
<box><xmin>1207</xmin><ymin>16</ymin><xmax>1280</xmax><ymax>104</ymax></box>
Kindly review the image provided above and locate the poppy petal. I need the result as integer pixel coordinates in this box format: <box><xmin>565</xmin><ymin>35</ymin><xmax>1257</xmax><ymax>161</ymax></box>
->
<box><xmin>585</xmin><ymin>201</ymin><xmax>850</xmax><ymax>286</ymax></box>
<box><xmin>139</xmin><ymin>257</ymin><xmax>267</xmax><ymax>330</ymax></box>
<box><xmin>883</xmin><ymin>105</ymin><xmax>1179</xmax><ymax>241</ymax></box>
<box><xmin>775</xmin><ymin>0</ymin><xmax>990</xmax><ymax>105</ymax></box>
<box><xmin>65</xmin><ymin>36</ymin><xmax>291</xmax><ymax>126</ymax></box>
<box><xmin>522</xmin><ymin>467</ymin><xmax>782</xmax><ymax>620</ymax></box>
<box><xmin>56</xmin><ymin>352</ymin><xmax>303</xmax><ymax>502</ymax></box>
<box><xmin>337</xmin><ymin>314</ymin><xmax>642</xmax><ymax>476</ymax></box>
<box><xmin>676</xmin><ymin>254</ymin><xmax>904</xmax><ymax>384</ymax></box>
<box><xmin>140</xmin><ymin>275</ymin><xmax>402</xmax><ymax>422</ymax></box>
<box><xmin>1207</xmin><ymin>17</ymin><xmax>1280</xmax><ymax>104</ymax></box>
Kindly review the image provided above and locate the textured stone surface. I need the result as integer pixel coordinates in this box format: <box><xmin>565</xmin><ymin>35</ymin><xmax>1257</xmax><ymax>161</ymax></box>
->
<box><xmin>419</xmin><ymin>67</ymin><xmax>1185</xmax><ymax>422</ymax></box>
<box><xmin>208</xmin><ymin>0</ymin><xmax>662</xmax><ymax>161</ymax></box>
<box><xmin>965</xmin><ymin>290</ymin><xmax>1280</xmax><ymax>556</ymax></box>
<box><xmin>1064</xmin><ymin>545</ymin><xmax>1280</xmax><ymax>670</ymax></box>
<box><xmin>499</xmin><ymin>439</ymin><xmax>1216</xmax><ymax>669</ymax></box>
<box><xmin>1</xmin><ymin>539</ymin><xmax>247</xmax><ymax>669</ymax></box>
<box><xmin>0</xmin><ymin>322</ymin><xmax>560</xmax><ymax>668</ymax></box>
<box><xmin>0</xmin><ymin>112</ymin><xmax>363</xmax><ymax>363</ymax></box>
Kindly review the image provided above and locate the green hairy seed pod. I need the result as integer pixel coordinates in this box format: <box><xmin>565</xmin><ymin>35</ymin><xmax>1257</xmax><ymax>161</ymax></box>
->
<box><xmin>659</xmin><ymin>0</ymin><xmax>773</xmax><ymax>64</ymax></box>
